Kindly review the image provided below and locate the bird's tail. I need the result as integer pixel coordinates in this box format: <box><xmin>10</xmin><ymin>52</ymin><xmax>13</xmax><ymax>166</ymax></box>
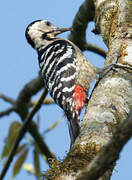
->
<box><xmin>65</xmin><ymin>109</ymin><xmax>80</xmax><ymax>147</ymax></box>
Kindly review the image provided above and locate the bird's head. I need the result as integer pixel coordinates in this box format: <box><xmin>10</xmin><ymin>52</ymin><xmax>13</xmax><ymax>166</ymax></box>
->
<box><xmin>25</xmin><ymin>20</ymin><xmax>72</xmax><ymax>49</ymax></box>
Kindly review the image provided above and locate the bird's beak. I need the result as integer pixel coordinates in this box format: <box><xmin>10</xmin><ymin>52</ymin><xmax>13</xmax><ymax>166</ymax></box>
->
<box><xmin>54</xmin><ymin>27</ymin><xmax>72</xmax><ymax>35</ymax></box>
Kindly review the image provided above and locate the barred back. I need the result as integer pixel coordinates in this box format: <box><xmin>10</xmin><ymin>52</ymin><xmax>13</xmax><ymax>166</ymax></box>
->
<box><xmin>38</xmin><ymin>40</ymin><xmax>75</xmax><ymax>107</ymax></box>
<box><xmin>38</xmin><ymin>39</ymin><xmax>79</xmax><ymax>144</ymax></box>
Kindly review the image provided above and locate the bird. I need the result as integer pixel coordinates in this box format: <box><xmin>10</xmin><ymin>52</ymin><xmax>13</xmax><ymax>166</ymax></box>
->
<box><xmin>25</xmin><ymin>20</ymin><xmax>98</xmax><ymax>146</ymax></box>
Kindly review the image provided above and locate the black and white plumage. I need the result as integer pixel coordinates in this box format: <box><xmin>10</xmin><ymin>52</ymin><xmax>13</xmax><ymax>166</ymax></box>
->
<box><xmin>38</xmin><ymin>39</ymin><xmax>79</xmax><ymax>144</ymax></box>
<box><xmin>25</xmin><ymin>20</ymin><xmax>98</xmax><ymax>146</ymax></box>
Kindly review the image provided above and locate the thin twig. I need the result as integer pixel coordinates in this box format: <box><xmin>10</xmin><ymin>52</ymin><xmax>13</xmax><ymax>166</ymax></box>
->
<box><xmin>30</xmin><ymin>98</ymin><xmax>54</xmax><ymax>107</ymax></box>
<box><xmin>0</xmin><ymin>94</ymin><xmax>15</xmax><ymax>105</ymax></box>
<box><xmin>0</xmin><ymin>89</ymin><xmax>50</xmax><ymax>180</ymax></box>
<box><xmin>43</xmin><ymin>98</ymin><xmax>54</xmax><ymax>104</ymax></box>
<box><xmin>43</xmin><ymin>118</ymin><xmax>64</xmax><ymax>135</ymax></box>
<box><xmin>76</xmin><ymin>111</ymin><xmax>132</xmax><ymax>180</ymax></box>
<box><xmin>0</xmin><ymin>107</ymin><xmax>15</xmax><ymax>118</ymax></box>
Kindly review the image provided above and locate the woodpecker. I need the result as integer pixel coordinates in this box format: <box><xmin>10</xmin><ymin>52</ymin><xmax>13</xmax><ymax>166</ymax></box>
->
<box><xmin>25</xmin><ymin>20</ymin><xmax>98</xmax><ymax>146</ymax></box>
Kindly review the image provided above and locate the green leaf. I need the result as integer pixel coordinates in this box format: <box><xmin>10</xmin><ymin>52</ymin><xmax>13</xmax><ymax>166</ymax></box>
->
<box><xmin>13</xmin><ymin>148</ymin><xmax>29</xmax><ymax>177</ymax></box>
<box><xmin>1</xmin><ymin>121</ymin><xmax>22</xmax><ymax>159</ymax></box>
<box><xmin>15</xmin><ymin>144</ymin><xmax>27</xmax><ymax>155</ymax></box>
<box><xmin>33</xmin><ymin>149</ymin><xmax>41</xmax><ymax>178</ymax></box>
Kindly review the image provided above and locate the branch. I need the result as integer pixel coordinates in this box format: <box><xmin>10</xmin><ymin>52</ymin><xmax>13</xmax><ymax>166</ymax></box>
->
<box><xmin>0</xmin><ymin>75</ymin><xmax>55</xmax><ymax>165</ymax></box>
<box><xmin>43</xmin><ymin>119</ymin><xmax>64</xmax><ymax>135</ymax></box>
<box><xmin>0</xmin><ymin>89</ymin><xmax>54</xmax><ymax>180</ymax></box>
<box><xmin>76</xmin><ymin>111</ymin><xmax>132</xmax><ymax>180</ymax></box>
<box><xmin>0</xmin><ymin>107</ymin><xmax>15</xmax><ymax>118</ymax></box>
<box><xmin>0</xmin><ymin>94</ymin><xmax>15</xmax><ymax>105</ymax></box>
<box><xmin>85</xmin><ymin>43</ymin><xmax>106</xmax><ymax>58</ymax></box>
<box><xmin>14</xmin><ymin>75</ymin><xmax>55</xmax><ymax>162</ymax></box>
<box><xmin>69</xmin><ymin>0</ymin><xmax>106</xmax><ymax>58</ymax></box>
<box><xmin>15</xmin><ymin>74</ymin><xmax>44</xmax><ymax>118</ymax></box>
<box><xmin>69</xmin><ymin>0</ymin><xmax>95</xmax><ymax>50</ymax></box>
<box><xmin>30</xmin><ymin>98</ymin><xmax>54</xmax><ymax>107</ymax></box>
<box><xmin>0</xmin><ymin>98</ymin><xmax>54</xmax><ymax>118</ymax></box>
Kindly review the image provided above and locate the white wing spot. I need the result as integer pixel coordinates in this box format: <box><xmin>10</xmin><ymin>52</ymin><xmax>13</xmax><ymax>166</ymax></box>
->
<box><xmin>62</xmin><ymin>86</ymin><xmax>75</xmax><ymax>93</ymax></box>
<box><xmin>61</xmin><ymin>74</ymin><xmax>75</xmax><ymax>82</ymax></box>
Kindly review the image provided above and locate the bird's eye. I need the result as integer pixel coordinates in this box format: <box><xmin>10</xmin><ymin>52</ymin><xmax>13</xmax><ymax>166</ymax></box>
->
<box><xmin>45</xmin><ymin>21</ymin><xmax>51</xmax><ymax>26</ymax></box>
